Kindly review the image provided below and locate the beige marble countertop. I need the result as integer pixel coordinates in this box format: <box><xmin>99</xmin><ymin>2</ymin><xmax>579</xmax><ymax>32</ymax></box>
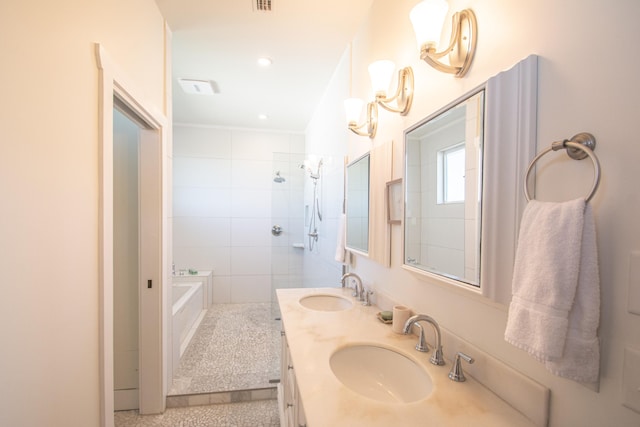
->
<box><xmin>277</xmin><ymin>287</ymin><xmax>536</xmax><ymax>427</ymax></box>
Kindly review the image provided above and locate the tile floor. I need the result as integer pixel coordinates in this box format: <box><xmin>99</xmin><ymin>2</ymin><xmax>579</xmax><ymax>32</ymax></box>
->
<box><xmin>169</xmin><ymin>302</ymin><xmax>281</xmax><ymax>395</ymax></box>
<box><xmin>115</xmin><ymin>302</ymin><xmax>282</xmax><ymax>426</ymax></box>
<box><xmin>115</xmin><ymin>399</ymin><xmax>280</xmax><ymax>427</ymax></box>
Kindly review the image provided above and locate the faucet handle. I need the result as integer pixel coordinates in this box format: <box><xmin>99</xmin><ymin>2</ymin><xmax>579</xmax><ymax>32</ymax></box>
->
<box><xmin>448</xmin><ymin>352</ymin><xmax>474</xmax><ymax>382</ymax></box>
<box><xmin>431</xmin><ymin>346</ymin><xmax>446</xmax><ymax>366</ymax></box>
<box><xmin>414</xmin><ymin>323</ymin><xmax>429</xmax><ymax>352</ymax></box>
<box><xmin>350</xmin><ymin>281</ymin><xmax>358</xmax><ymax>298</ymax></box>
<box><xmin>363</xmin><ymin>289</ymin><xmax>374</xmax><ymax>306</ymax></box>
<box><xmin>342</xmin><ymin>278</ymin><xmax>356</xmax><ymax>296</ymax></box>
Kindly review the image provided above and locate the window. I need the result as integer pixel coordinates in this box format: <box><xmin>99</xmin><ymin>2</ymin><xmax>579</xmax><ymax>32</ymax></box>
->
<box><xmin>437</xmin><ymin>143</ymin><xmax>465</xmax><ymax>204</ymax></box>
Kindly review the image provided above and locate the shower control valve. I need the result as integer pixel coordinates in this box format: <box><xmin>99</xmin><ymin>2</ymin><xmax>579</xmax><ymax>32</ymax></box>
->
<box><xmin>272</xmin><ymin>225</ymin><xmax>283</xmax><ymax>236</ymax></box>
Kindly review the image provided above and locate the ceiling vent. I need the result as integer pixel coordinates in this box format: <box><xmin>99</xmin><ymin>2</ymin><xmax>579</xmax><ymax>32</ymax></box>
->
<box><xmin>177</xmin><ymin>79</ymin><xmax>219</xmax><ymax>95</ymax></box>
<box><xmin>253</xmin><ymin>0</ymin><xmax>272</xmax><ymax>12</ymax></box>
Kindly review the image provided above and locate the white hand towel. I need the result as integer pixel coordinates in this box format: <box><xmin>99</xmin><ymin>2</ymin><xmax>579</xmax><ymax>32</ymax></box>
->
<box><xmin>335</xmin><ymin>213</ymin><xmax>348</xmax><ymax>264</ymax></box>
<box><xmin>505</xmin><ymin>198</ymin><xmax>600</xmax><ymax>383</ymax></box>
<box><xmin>544</xmin><ymin>203</ymin><xmax>600</xmax><ymax>383</ymax></box>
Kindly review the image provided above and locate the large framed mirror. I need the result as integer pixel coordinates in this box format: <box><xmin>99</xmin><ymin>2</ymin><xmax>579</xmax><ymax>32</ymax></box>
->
<box><xmin>345</xmin><ymin>152</ymin><xmax>370</xmax><ymax>254</ymax></box>
<box><xmin>404</xmin><ymin>90</ymin><xmax>484</xmax><ymax>286</ymax></box>
<box><xmin>403</xmin><ymin>55</ymin><xmax>538</xmax><ymax>304</ymax></box>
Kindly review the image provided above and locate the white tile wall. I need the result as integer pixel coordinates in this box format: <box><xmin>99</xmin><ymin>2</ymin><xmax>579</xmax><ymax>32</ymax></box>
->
<box><xmin>231</xmin><ymin>159</ymin><xmax>272</xmax><ymax>189</ymax></box>
<box><xmin>173</xmin><ymin>127</ymin><xmax>232</xmax><ymax>158</ymax></box>
<box><xmin>231</xmin><ymin>275</ymin><xmax>271</xmax><ymax>303</ymax></box>
<box><xmin>173</xmin><ymin>217</ymin><xmax>231</xmax><ymax>247</ymax></box>
<box><xmin>231</xmin><ymin>189</ymin><xmax>271</xmax><ymax>218</ymax></box>
<box><xmin>173</xmin><ymin>126</ymin><xmax>306</xmax><ymax>303</ymax></box>
<box><xmin>172</xmin><ymin>188</ymin><xmax>232</xmax><ymax>217</ymax></box>
<box><xmin>173</xmin><ymin>157</ymin><xmax>231</xmax><ymax>188</ymax></box>
<box><xmin>270</xmin><ymin>191</ymin><xmax>291</xmax><ymax>219</ymax></box>
<box><xmin>232</xmin><ymin>131</ymin><xmax>290</xmax><ymax>160</ymax></box>
<box><xmin>271</xmin><ymin>246</ymin><xmax>291</xmax><ymax>276</ymax></box>
<box><xmin>212</xmin><ymin>276</ymin><xmax>232</xmax><ymax>303</ymax></box>
<box><xmin>231</xmin><ymin>246</ymin><xmax>271</xmax><ymax>275</ymax></box>
<box><xmin>231</xmin><ymin>218</ymin><xmax>271</xmax><ymax>247</ymax></box>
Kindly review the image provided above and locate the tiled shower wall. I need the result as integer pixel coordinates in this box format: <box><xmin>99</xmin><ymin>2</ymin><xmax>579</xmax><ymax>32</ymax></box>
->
<box><xmin>172</xmin><ymin>125</ymin><xmax>305</xmax><ymax>303</ymax></box>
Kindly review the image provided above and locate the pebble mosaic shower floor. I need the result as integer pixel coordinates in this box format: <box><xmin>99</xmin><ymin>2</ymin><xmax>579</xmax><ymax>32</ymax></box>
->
<box><xmin>169</xmin><ymin>302</ymin><xmax>281</xmax><ymax>395</ymax></box>
<box><xmin>115</xmin><ymin>399</ymin><xmax>279</xmax><ymax>427</ymax></box>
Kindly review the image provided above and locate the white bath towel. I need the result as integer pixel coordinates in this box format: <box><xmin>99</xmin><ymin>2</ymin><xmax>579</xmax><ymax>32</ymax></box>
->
<box><xmin>335</xmin><ymin>213</ymin><xmax>349</xmax><ymax>264</ymax></box>
<box><xmin>505</xmin><ymin>198</ymin><xmax>600</xmax><ymax>383</ymax></box>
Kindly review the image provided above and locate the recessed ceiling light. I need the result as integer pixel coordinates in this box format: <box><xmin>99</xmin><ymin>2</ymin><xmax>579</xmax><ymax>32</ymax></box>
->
<box><xmin>258</xmin><ymin>114</ymin><xmax>268</xmax><ymax>120</ymax></box>
<box><xmin>257</xmin><ymin>57</ymin><xmax>273</xmax><ymax>67</ymax></box>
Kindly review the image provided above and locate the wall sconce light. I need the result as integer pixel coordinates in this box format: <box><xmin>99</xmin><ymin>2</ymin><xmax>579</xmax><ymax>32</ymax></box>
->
<box><xmin>368</xmin><ymin>60</ymin><xmax>414</xmax><ymax>116</ymax></box>
<box><xmin>344</xmin><ymin>98</ymin><xmax>378</xmax><ymax>138</ymax></box>
<box><xmin>409</xmin><ymin>0</ymin><xmax>477</xmax><ymax>78</ymax></box>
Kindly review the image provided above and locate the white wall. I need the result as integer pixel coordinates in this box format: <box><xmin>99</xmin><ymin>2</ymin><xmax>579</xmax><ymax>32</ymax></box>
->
<box><xmin>303</xmin><ymin>47</ymin><xmax>353</xmax><ymax>287</ymax></box>
<box><xmin>0</xmin><ymin>1</ymin><xmax>167</xmax><ymax>426</ymax></box>
<box><xmin>172</xmin><ymin>125</ymin><xmax>305</xmax><ymax>302</ymax></box>
<box><xmin>306</xmin><ymin>0</ymin><xmax>640</xmax><ymax>426</ymax></box>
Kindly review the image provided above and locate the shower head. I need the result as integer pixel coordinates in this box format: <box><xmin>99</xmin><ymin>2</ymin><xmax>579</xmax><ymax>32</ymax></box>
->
<box><xmin>273</xmin><ymin>171</ymin><xmax>286</xmax><ymax>183</ymax></box>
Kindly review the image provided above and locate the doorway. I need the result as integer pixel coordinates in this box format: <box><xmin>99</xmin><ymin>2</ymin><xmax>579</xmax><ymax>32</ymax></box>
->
<box><xmin>97</xmin><ymin>43</ymin><xmax>168</xmax><ymax>426</ymax></box>
<box><xmin>111</xmin><ymin>96</ymin><xmax>164</xmax><ymax>414</ymax></box>
<box><xmin>112</xmin><ymin>106</ymin><xmax>141</xmax><ymax>410</ymax></box>
<box><xmin>113</xmin><ymin>102</ymin><xmax>152</xmax><ymax>411</ymax></box>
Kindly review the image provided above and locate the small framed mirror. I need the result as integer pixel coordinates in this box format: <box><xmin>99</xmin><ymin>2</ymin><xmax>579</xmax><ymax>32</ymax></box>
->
<box><xmin>346</xmin><ymin>153</ymin><xmax>370</xmax><ymax>254</ymax></box>
<box><xmin>404</xmin><ymin>90</ymin><xmax>485</xmax><ymax>286</ymax></box>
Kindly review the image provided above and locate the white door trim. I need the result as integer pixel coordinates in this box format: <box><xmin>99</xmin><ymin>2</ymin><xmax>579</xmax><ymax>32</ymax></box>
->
<box><xmin>96</xmin><ymin>43</ymin><xmax>168</xmax><ymax>426</ymax></box>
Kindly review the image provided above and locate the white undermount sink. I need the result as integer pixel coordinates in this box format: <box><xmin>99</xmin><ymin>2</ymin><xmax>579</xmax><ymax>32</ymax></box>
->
<box><xmin>298</xmin><ymin>294</ymin><xmax>353</xmax><ymax>311</ymax></box>
<box><xmin>329</xmin><ymin>344</ymin><xmax>433</xmax><ymax>403</ymax></box>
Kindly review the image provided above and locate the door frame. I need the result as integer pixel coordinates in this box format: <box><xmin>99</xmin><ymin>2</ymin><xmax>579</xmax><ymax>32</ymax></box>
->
<box><xmin>96</xmin><ymin>43</ymin><xmax>168</xmax><ymax>426</ymax></box>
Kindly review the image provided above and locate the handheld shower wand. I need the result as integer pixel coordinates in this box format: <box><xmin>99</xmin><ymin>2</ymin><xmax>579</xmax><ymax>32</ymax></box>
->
<box><xmin>303</xmin><ymin>158</ymin><xmax>323</xmax><ymax>250</ymax></box>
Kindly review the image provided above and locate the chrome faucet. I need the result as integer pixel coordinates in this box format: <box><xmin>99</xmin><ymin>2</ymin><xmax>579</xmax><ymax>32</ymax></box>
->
<box><xmin>340</xmin><ymin>272</ymin><xmax>364</xmax><ymax>301</ymax></box>
<box><xmin>402</xmin><ymin>314</ymin><xmax>445</xmax><ymax>365</ymax></box>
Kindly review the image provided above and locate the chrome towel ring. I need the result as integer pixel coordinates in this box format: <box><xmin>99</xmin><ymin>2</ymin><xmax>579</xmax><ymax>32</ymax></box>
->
<box><xmin>524</xmin><ymin>132</ymin><xmax>601</xmax><ymax>202</ymax></box>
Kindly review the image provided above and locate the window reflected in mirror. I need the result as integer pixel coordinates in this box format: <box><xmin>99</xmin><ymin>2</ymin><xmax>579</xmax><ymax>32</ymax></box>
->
<box><xmin>346</xmin><ymin>153</ymin><xmax>370</xmax><ymax>254</ymax></box>
<box><xmin>404</xmin><ymin>90</ymin><xmax>484</xmax><ymax>286</ymax></box>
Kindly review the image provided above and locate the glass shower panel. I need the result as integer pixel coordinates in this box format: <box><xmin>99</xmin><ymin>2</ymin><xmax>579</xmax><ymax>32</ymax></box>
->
<box><xmin>271</xmin><ymin>152</ymin><xmax>306</xmax><ymax>319</ymax></box>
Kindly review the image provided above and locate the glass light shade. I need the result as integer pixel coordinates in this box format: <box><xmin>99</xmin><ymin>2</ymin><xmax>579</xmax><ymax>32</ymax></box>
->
<box><xmin>344</xmin><ymin>98</ymin><xmax>365</xmax><ymax>124</ymax></box>
<box><xmin>368</xmin><ymin>60</ymin><xmax>395</xmax><ymax>96</ymax></box>
<box><xmin>409</xmin><ymin>0</ymin><xmax>449</xmax><ymax>50</ymax></box>
<box><xmin>257</xmin><ymin>57</ymin><xmax>272</xmax><ymax>67</ymax></box>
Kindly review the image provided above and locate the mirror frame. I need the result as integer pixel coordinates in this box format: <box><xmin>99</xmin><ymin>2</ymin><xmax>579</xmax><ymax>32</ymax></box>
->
<box><xmin>402</xmin><ymin>55</ymin><xmax>538</xmax><ymax>305</ymax></box>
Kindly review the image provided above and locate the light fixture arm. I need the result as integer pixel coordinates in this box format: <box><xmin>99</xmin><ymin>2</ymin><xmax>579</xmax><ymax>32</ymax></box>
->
<box><xmin>426</xmin><ymin>12</ymin><xmax>462</xmax><ymax>61</ymax></box>
<box><xmin>375</xmin><ymin>67</ymin><xmax>414</xmax><ymax>116</ymax></box>
<box><xmin>348</xmin><ymin>102</ymin><xmax>378</xmax><ymax>138</ymax></box>
<box><xmin>419</xmin><ymin>9</ymin><xmax>477</xmax><ymax>77</ymax></box>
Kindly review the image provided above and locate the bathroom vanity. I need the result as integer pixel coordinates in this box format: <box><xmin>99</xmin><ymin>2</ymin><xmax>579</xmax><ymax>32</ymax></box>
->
<box><xmin>277</xmin><ymin>287</ymin><xmax>543</xmax><ymax>427</ymax></box>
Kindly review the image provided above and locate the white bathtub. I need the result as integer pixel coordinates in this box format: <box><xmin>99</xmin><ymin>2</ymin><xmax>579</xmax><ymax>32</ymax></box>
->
<box><xmin>172</xmin><ymin>281</ymin><xmax>206</xmax><ymax>371</ymax></box>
